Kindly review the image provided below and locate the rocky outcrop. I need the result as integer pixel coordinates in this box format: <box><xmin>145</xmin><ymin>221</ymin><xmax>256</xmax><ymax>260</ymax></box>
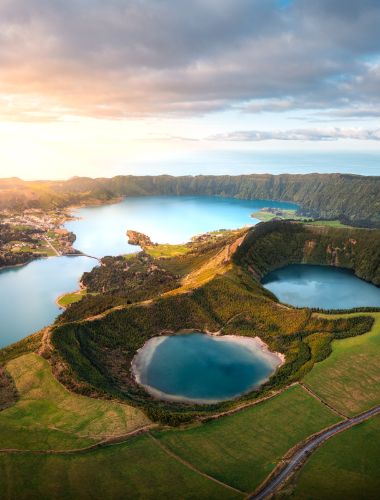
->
<box><xmin>127</xmin><ymin>230</ymin><xmax>156</xmax><ymax>248</ymax></box>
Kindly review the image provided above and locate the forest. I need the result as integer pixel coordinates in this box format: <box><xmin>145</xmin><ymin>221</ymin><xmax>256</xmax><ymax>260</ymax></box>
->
<box><xmin>48</xmin><ymin>221</ymin><xmax>379</xmax><ymax>424</ymax></box>
<box><xmin>1</xmin><ymin>173</ymin><xmax>379</xmax><ymax>227</ymax></box>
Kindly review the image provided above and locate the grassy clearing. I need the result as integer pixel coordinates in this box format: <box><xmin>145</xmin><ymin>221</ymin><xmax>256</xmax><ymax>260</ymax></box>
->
<box><xmin>153</xmin><ymin>385</ymin><xmax>340</xmax><ymax>493</ymax></box>
<box><xmin>57</xmin><ymin>290</ymin><xmax>86</xmax><ymax>308</ymax></box>
<box><xmin>305</xmin><ymin>220</ymin><xmax>353</xmax><ymax>228</ymax></box>
<box><xmin>0</xmin><ymin>434</ymin><xmax>239</xmax><ymax>500</ymax></box>
<box><xmin>0</xmin><ymin>353</ymin><xmax>150</xmax><ymax>450</ymax></box>
<box><xmin>281</xmin><ymin>415</ymin><xmax>380</xmax><ymax>499</ymax></box>
<box><xmin>146</xmin><ymin>243</ymin><xmax>190</xmax><ymax>258</ymax></box>
<box><xmin>251</xmin><ymin>209</ymin><xmax>301</xmax><ymax>223</ymax></box>
<box><xmin>304</xmin><ymin>313</ymin><xmax>380</xmax><ymax>416</ymax></box>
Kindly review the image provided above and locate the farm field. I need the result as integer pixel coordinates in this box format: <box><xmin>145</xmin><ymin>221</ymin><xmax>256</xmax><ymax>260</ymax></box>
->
<box><xmin>153</xmin><ymin>385</ymin><xmax>340</xmax><ymax>493</ymax></box>
<box><xmin>303</xmin><ymin>313</ymin><xmax>380</xmax><ymax>416</ymax></box>
<box><xmin>0</xmin><ymin>434</ymin><xmax>238</xmax><ymax>500</ymax></box>
<box><xmin>0</xmin><ymin>353</ymin><xmax>150</xmax><ymax>451</ymax></box>
<box><xmin>281</xmin><ymin>414</ymin><xmax>380</xmax><ymax>499</ymax></box>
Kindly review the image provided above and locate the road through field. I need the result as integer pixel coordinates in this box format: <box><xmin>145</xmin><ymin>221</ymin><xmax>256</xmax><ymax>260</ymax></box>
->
<box><xmin>250</xmin><ymin>404</ymin><xmax>380</xmax><ymax>499</ymax></box>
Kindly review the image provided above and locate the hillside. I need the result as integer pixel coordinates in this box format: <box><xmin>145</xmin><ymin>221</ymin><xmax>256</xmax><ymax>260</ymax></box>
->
<box><xmin>38</xmin><ymin>223</ymin><xmax>376</xmax><ymax>424</ymax></box>
<box><xmin>234</xmin><ymin>221</ymin><xmax>380</xmax><ymax>285</ymax></box>
<box><xmin>1</xmin><ymin>173</ymin><xmax>379</xmax><ymax>227</ymax></box>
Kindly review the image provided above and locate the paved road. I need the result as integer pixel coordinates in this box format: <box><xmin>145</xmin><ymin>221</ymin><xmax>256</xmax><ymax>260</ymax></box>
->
<box><xmin>250</xmin><ymin>404</ymin><xmax>380</xmax><ymax>499</ymax></box>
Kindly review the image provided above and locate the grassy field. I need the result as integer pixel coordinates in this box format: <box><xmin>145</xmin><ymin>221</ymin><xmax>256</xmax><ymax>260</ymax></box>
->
<box><xmin>250</xmin><ymin>209</ymin><xmax>302</xmax><ymax>222</ymax></box>
<box><xmin>0</xmin><ymin>434</ymin><xmax>238</xmax><ymax>500</ymax></box>
<box><xmin>303</xmin><ymin>313</ymin><xmax>380</xmax><ymax>416</ymax></box>
<box><xmin>146</xmin><ymin>243</ymin><xmax>190</xmax><ymax>258</ymax></box>
<box><xmin>0</xmin><ymin>353</ymin><xmax>150</xmax><ymax>450</ymax></box>
<box><xmin>57</xmin><ymin>290</ymin><xmax>87</xmax><ymax>308</ymax></box>
<box><xmin>281</xmin><ymin>415</ymin><xmax>380</xmax><ymax>499</ymax></box>
<box><xmin>305</xmin><ymin>220</ymin><xmax>353</xmax><ymax>228</ymax></box>
<box><xmin>153</xmin><ymin>385</ymin><xmax>340</xmax><ymax>493</ymax></box>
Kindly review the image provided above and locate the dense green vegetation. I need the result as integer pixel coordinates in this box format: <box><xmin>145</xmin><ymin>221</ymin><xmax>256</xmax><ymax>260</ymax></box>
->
<box><xmin>1</xmin><ymin>173</ymin><xmax>379</xmax><ymax>227</ymax></box>
<box><xmin>282</xmin><ymin>415</ymin><xmax>380</xmax><ymax>499</ymax></box>
<box><xmin>42</xmin><ymin>222</ymin><xmax>377</xmax><ymax>423</ymax></box>
<box><xmin>81</xmin><ymin>253</ymin><xmax>180</xmax><ymax>301</ymax></box>
<box><xmin>0</xmin><ymin>366</ymin><xmax>17</xmax><ymax>411</ymax></box>
<box><xmin>0</xmin><ymin>223</ymin><xmax>46</xmax><ymax>267</ymax></box>
<box><xmin>234</xmin><ymin>220</ymin><xmax>380</xmax><ymax>285</ymax></box>
<box><xmin>50</xmin><ymin>265</ymin><xmax>373</xmax><ymax>423</ymax></box>
<box><xmin>59</xmin><ymin>229</ymin><xmax>243</xmax><ymax>322</ymax></box>
<box><xmin>1</xmin><ymin>215</ymin><xmax>380</xmax><ymax>497</ymax></box>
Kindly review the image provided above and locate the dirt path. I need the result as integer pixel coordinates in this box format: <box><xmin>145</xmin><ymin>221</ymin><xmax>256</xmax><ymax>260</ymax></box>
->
<box><xmin>148</xmin><ymin>433</ymin><xmax>246</xmax><ymax>496</ymax></box>
<box><xmin>198</xmin><ymin>384</ymin><xmax>298</xmax><ymax>423</ymax></box>
<box><xmin>299</xmin><ymin>382</ymin><xmax>349</xmax><ymax>420</ymax></box>
<box><xmin>0</xmin><ymin>425</ymin><xmax>155</xmax><ymax>456</ymax></box>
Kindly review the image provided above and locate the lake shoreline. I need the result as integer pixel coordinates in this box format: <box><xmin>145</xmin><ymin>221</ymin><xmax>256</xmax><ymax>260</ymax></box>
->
<box><xmin>131</xmin><ymin>331</ymin><xmax>285</xmax><ymax>405</ymax></box>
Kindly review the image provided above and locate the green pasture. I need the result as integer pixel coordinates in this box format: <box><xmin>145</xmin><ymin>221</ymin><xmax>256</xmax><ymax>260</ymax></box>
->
<box><xmin>304</xmin><ymin>313</ymin><xmax>380</xmax><ymax>416</ymax></box>
<box><xmin>0</xmin><ymin>353</ymin><xmax>150</xmax><ymax>451</ymax></box>
<box><xmin>153</xmin><ymin>385</ymin><xmax>340</xmax><ymax>493</ymax></box>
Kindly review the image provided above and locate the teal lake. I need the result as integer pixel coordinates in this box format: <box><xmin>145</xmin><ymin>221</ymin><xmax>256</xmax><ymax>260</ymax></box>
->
<box><xmin>132</xmin><ymin>333</ymin><xmax>282</xmax><ymax>403</ymax></box>
<box><xmin>262</xmin><ymin>264</ymin><xmax>380</xmax><ymax>310</ymax></box>
<box><xmin>66</xmin><ymin>195</ymin><xmax>298</xmax><ymax>257</ymax></box>
<box><xmin>0</xmin><ymin>196</ymin><xmax>296</xmax><ymax>347</ymax></box>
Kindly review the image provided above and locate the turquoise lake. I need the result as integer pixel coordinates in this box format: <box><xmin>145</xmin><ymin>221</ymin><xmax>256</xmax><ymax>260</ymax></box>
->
<box><xmin>132</xmin><ymin>333</ymin><xmax>282</xmax><ymax>403</ymax></box>
<box><xmin>0</xmin><ymin>196</ymin><xmax>296</xmax><ymax>347</ymax></box>
<box><xmin>66</xmin><ymin>195</ymin><xmax>298</xmax><ymax>257</ymax></box>
<box><xmin>262</xmin><ymin>264</ymin><xmax>380</xmax><ymax>310</ymax></box>
<box><xmin>0</xmin><ymin>257</ymin><xmax>94</xmax><ymax>348</ymax></box>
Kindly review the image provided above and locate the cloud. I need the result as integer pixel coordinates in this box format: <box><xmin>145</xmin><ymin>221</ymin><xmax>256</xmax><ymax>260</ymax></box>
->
<box><xmin>208</xmin><ymin>127</ymin><xmax>380</xmax><ymax>142</ymax></box>
<box><xmin>0</xmin><ymin>0</ymin><xmax>380</xmax><ymax>120</ymax></box>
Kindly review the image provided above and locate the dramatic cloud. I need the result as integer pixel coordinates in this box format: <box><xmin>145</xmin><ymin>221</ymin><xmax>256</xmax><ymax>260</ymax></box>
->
<box><xmin>0</xmin><ymin>0</ymin><xmax>380</xmax><ymax>120</ymax></box>
<box><xmin>209</xmin><ymin>127</ymin><xmax>380</xmax><ymax>142</ymax></box>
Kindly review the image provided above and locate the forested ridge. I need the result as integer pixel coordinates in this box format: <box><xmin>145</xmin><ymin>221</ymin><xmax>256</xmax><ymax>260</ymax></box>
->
<box><xmin>1</xmin><ymin>173</ymin><xmax>379</xmax><ymax>227</ymax></box>
<box><xmin>50</xmin><ymin>268</ymin><xmax>373</xmax><ymax>424</ymax></box>
<box><xmin>46</xmin><ymin>222</ymin><xmax>379</xmax><ymax>423</ymax></box>
<box><xmin>234</xmin><ymin>221</ymin><xmax>380</xmax><ymax>285</ymax></box>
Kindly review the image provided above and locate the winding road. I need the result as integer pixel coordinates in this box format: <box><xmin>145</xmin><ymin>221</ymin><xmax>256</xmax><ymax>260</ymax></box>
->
<box><xmin>250</xmin><ymin>404</ymin><xmax>380</xmax><ymax>499</ymax></box>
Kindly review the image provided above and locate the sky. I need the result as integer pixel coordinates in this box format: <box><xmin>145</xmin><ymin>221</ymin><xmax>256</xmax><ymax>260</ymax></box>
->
<box><xmin>0</xmin><ymin>0</ymin><xmax>379</xmax><ymax>180</ymax></box>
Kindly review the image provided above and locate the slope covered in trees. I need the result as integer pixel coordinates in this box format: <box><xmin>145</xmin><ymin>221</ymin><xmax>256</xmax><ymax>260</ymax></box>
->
<box><xmin>1</xmin><ymin>173</ymin><xmax>379</xmax><ymax>227</ymax></box>
<box><xmin>46</xmin><ymin>223</ymin><xmax>377</xmax><ymax>424</ymax></box>
<box><xmin>234</xmin><ymin>221</ymin><xmax>380</xmax><ymax>285</ymax></box>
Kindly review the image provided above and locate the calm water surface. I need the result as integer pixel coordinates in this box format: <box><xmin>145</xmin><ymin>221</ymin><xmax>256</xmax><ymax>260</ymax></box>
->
<box><xmin>0</xmin><ymin>196</ymin><xmax>296</xmax><ymax>347</ymax></box>
<box><xmin>262</xmin><ymin>264</ymin><xmax>380</xmax><ymax>309</ymax></box>
<box><xmin>0</xmin><ymin>257</ymin><xmax>94</xmax><ymax>348</ymax></box>
<box><xmin>66</xmin><ymin>196</ymin><xmax>298</xmax><ymax>257</ymax></box>
<box><xmin>132</xmin><ymin>333</ymin><xmax>282</xmax><ymax>403</ymax></box>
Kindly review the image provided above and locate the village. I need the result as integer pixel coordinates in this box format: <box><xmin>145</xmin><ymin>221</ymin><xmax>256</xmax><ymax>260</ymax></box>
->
<box><xmin>0</xmin><ymin>208</ymin><xmax>79</xmax><ymax>267</ymax></box>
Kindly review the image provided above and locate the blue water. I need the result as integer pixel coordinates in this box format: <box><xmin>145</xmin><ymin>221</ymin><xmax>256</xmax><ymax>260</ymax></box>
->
<box><xmin>262</xmin><ymin>264</ymin><xmax>380</xmax><ymax>309</ymax></box>
<box><xmin>0</xmin><ymin>257</ymin><xmax>94</xmax><ymax>348</ymax></box>
<box><xmin>66</xmin><ymin>195</ymin><xmax>298</xmax><ymax>257</ymax></box>
<box><xmin>0</xmin><ymin>195</ymin><xmax>296</xmax><ymax>348</ymax></box>
<box><xmin>134</xmin><ymin>333</ymin><xmax>280</xmax><ymax>403</ymax></box>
